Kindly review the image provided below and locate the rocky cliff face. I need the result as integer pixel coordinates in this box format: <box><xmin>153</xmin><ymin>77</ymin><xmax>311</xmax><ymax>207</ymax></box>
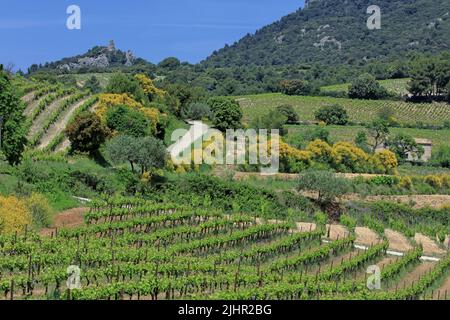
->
<box><xmin>37</xmin><ymin>41</ymin><xmax>137</xmax><ymax>73</ymax></box>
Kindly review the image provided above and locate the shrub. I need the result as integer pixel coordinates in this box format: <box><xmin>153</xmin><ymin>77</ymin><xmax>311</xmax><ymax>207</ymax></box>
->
<box><xmin>314</xmin><ymin>211</ymin><xmax>328</xmax><ymax>226</ymax></box>
<box><xmin>340</xmin><ymin>214</ymin><xmax>357</xmax><ymax>231</ymax></box>
<box><xmin>277</xmin><ymin>104</ymin><xmax>299</xmax><ymax>124</ymax></box>
<box><xmin>430</xmin><ymin>146</ymin><xmax>450</xmax><ymax>168</ymax></box>
<box><xmin>348</xmin><ymin>73</ymin><xmax>388</xmax><ymax>100</ymax></box>
<box><xmin>306</xmin><ymin>139</ymin><xmax>333</xmax><ymax>163</ymax></box>
<box><xmin>279</xmin><ymin>79</ymin><xmax>311</xmax><ymax>96</ymax></box>
<box><xmin>0</xmin><ymin>195</ymin><xmax>32</xmax><ymax>235</ymax></box>
<box><xmin>25</xmin><ymin>193</ymin><xmax>52</xmax><ymax>229</ymax></box>
<box><xmin>425</xmin><ymin>175</ymin><xmax>443</xmax><ymax>189</ymax></box>
<box><xmin>314</xmin><ymin>104</ymin><xmax>349</xmax><ymax>125</ymax></box>
<box><xmin>106</xmin><ymin>105</ymin><xmax>150</xmax><ymax>137</ymax></box>
<box><xmin>369</xmin><ymin>176</ymin><xmax>399</xmax><ymax>187</ymax></box>
<box><xmin>398</xmin><ymin>176</ymin><xmax>413</xmax><ymax>190</ymax></box>
<box><xmin>66</xmin><ymin>112</ymin><xmax>110</xmax><ymax>155</ymax></box>
<box><xmin>372</xmin><ymin>150</ymin><xmax>398</xmax><ymax>174</ymax></box>
<box><xmin>180</xmin><ymin>102</ymin><xmax>212</xmax><ymax>121</ymax></box>
<box><xmin>442</xmin><ymin>175</ymin><xmax>450</xmax><ymax>188</ymax></box>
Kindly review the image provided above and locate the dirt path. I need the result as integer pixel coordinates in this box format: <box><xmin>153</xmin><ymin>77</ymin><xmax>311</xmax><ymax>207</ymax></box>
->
<box><xmin>40</xmin><ymin>207</ymin><xmax>88</xmax><ymax>236</ymax></box>
<box><xmin>388</xmin><ymin>262</ymin><xmax>436</xmax><ymax>291</ymax></box>
<box><xmin>432</xmin><ymin>275</ymin><xmax>450</xmax><ymax>300</ymax></box>
<box><xmin>27</xmin><ymin>94</ymin><xmax>73</xmax><ymax>139</ymax></box>
<box><xmin>21</xmin><ymin>91</ymin><xmax>35</xmax><ymax>104</ymax></box>
<box><xmin>37</xmin><ymin>97</ymin><xmax>91</xmax><ymax>150</ymax></box>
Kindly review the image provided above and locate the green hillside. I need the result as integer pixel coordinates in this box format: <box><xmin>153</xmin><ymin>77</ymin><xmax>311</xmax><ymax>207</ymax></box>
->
<box><xmin>321</xmin><ymin>78</ymin><xmax>411</xmax><ymax>96</ymax></box>
<box><xmin>204</xmin><ymin>0</ymin><xmax>450</xmax><ymax>68</ymax></box>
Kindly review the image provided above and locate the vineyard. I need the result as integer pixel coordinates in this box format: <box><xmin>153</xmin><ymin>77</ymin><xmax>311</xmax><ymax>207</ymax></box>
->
<box><xmin>14</xmin><ymin>78</ymin><xmax>97</xmax><ymax>153</ymax></box>
<box><xmin>0</xmin><ymin>197</ymin><xmax>448</xmax><ymax>301</ymax></box>
<box><xmin>237</xmin><ymin>93</ymin><xmax>450</xmax><ymax>126</ymax></box>
<box><xmin>321</xmin><ymin>78</ymin><xmax>411</xmax><ymax>96</ymax></box>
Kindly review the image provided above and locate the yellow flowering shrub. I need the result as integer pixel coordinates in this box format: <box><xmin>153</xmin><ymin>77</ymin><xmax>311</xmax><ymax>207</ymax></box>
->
<box><xmin>442</xmin><ymin>175</ymin><xmax>450</xmax><ymax>188</ymax></box>
<box><xmin>332</xmin><ymin>142</ymin><xmax>369</xmax><ymax>172</ymax></box>
<box><xmin>134</xmin><ymin>74</ymin><xmax>166</xmax><ymax>99</ymax></box>
<box><xmin>372</xmin><ymin>150</ymin><xmax>398</xmax><ymax>174</ymax></box>
<box><xmin>0</xmin><ymin>196</ymin><xmax>32</xmax><ymax>235</ymax></box>
<box><xmin>425</xmin><ymin>175</ymin><xmax>443</xmax><ymax>189</ymax></box>
<box><xmin>398</xmin><ymin>176</ymin><xmax>413</xmax><ymax>190</ymax></box>
<box><xmin>306</xmin><ymin>139</ymin><xmax>333</xmax><ymax>162</ymax></box>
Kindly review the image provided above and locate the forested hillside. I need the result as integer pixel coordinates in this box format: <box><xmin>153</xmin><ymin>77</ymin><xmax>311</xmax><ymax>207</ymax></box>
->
<box><xmin>204</xmin><ymin>0</ymin><xmax>450</xmax><ymax>67</ymax></box>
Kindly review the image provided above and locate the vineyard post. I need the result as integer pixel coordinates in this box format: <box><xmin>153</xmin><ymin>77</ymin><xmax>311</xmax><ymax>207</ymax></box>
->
<box><xmin>10</xmin><ymin>280</ymin><xmax>14</xmax><ymax>300</ymax></box>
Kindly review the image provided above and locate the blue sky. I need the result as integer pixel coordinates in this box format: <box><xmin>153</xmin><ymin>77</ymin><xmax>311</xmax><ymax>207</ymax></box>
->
<box><xmin>0</xmin><ymin>0</ymin><xmax>304</xmax><ymax>71</ymax></box>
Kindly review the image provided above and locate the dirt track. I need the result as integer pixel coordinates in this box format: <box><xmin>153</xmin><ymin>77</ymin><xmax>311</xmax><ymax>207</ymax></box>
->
<box><xmin>40</xmin><ymin>207</ymin><xmax>87</xmax><ymax>236</ymax></box>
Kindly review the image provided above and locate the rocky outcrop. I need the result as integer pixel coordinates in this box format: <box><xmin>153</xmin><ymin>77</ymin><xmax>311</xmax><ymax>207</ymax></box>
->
<box><xmin>58</xmin><ymin>53</ymin><xmax>110</xmax><ymax>71</ymax></box>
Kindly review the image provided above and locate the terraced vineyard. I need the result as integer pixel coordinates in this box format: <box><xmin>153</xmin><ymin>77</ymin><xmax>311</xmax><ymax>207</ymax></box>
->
<box><xmin>237</xmin><ymin>93</ymin><xmax>450</xmax><ymax>126</ymax></box>
<box><xmin>1</xmin><ymin>197</ymin><xmax>448</xmax><ymax>300</ymax></box>
<box><xmin>15</xmin><ymin>79</ymin><xmax>97</xmax><ymax>153</ymax></box>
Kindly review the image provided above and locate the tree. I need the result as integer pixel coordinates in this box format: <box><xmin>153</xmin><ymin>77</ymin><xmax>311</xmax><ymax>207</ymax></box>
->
<box><xmin>355</xmin><ymin>131</ymin><xmax>370</xmax><ymax>152</ymax></box>
<box><xmin>207</xmin><ymin>97</ymin><xmax>243</xmax><ymax>132</ymax></box>
<box><xmin>297</xmin><ymin>170</ymin><xmax>351</xmax><ymax>220</ymax></box>
<box><xmin>84</xmin><ymin>75</ymin><xmax>101</xmax><ymax>93</ymax></box>
<box><xmin>106</xmin><ymin>135</ymin><xmax>140</xmax><ymax>172</ymax></box>
<box><xmin>279</xmin><ymin>79</ymin><xmax>311</xmax><ymax>96</ymax></box>
<box><xmin>106</xmin><ymin>105</ymin><xmax>150</xmax><ymax>137</ymax></box>
<box><xmin>252</xmin><ymin>109</ymin><xmax>287</xmax><ymax>135</ymax></box>
<box><xmin>408</xmin><ymin>56</ymin><xmax>450</xmax><ymax>98</ymax></box>
<box><xmin>388</xmin><ymin>134</ymin><xmax>424</xmax><ymax>162</ymax></box>
<box><xmin>277</xmin><ymin>104</ymin><xmax>299</xmax><ymax>124</ymax></box>
<box><xmin>348</xmin><ymin>73</ymin><xmax>388</xmax><ymax>100</ymax></box>
<box><xmin>0</xmin><ymin>66</ymin><xmax>27</xmax><ymax>165</ymax></box>
<box><xmin>136</xmin><ymin>136</ymin><xmax>167</xmax><ymax>173</ymax></box>
<box><xmin>314</xmin><ymin>104</ymin><xmax>349</xmax><ymax>125</ymax></box>
<box><xmin>66</xmin><ymin>112</ymin><xmax>110</xmax><ymax>155</ymax></box>
<box><xmin>366</xmin><ymin>119</ymin><xmax>390</xmax><ymax>153</ymax></box>
<box><xmin>158</xmin><ymin>57</ymin><xmax>181</xmax><ymax>70</ymax></box>
<box><xmin>106</xmin><ymin>135</ymin><xmax>166</xmax><ymax>173</ymax></box>
<box><xmin>106</xmin><ymin>72</ymin><xmax>146</xmax><ymax>102</ymax></box>
<box><xmin>180</xmin><ymin>103</ymin><xmax>212</xmax><ymax>121</ymax></box>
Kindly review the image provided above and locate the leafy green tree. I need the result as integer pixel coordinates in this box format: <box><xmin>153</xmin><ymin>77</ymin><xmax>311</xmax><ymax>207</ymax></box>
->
<box><xmin>106</xmin><ymin>72</ymin><xmax>146</xmax><ymax>102</ymax></box>
<box><xmin>180</xmin><ymin>103</ymin><xmax>212</xmax><ymax>121</ymax></box>
<box><xmin>207</xmin><ymin>97</ymin><xmax>243</xmax><ymax>132</ymax></box>
<box><xmin>355</xmin><ymin>131</ymin><xmax>370</xmax><ymax>152</ymax></box>
<box><xmin>252</xmin><ymin>110</ymin><xmax>287</xmax><ymax>135</ymax></box>
<box><xmin>279</xmin><ymin>79</ymin><xmax>311</xmax><ymax>96</ymax></box>
<box><xmin>0</xmin><ymin>66</ymin><xmax>27</xmax><ymax>165</ymax></box>
<box><xmin>84</xmin><ymin>75</ymin><xmax>101</xmax><ymax>93</ymax></box>
<box><xmin>297</xmin><ymin>170</ymin><xmax>351</xmax><ymax>220</ymax></box>
<box><xmin>348</xmin><ymin>73</ymin><xmax>388</xmax><ymax>100</ymax></box>
<box><xmin>136</xmin><ymin>136</ymin><xmax>167</xmax><ymax>173</ymax></box>
<box><xmin>106</xmin><ymin>135</ymin><xmax>166</xmax><ymax>173</ymax></box>
<box><xmin>366</xmin><ymin>119</ymin><xmax>390</xmax><ymax>153</ymax></box>
<box><xmin>66</xmin><ymin>112</ymin><xmax>110</xmax><ymax>155</ymax></box>
<box><xmin>158</xmin><ymin>57</ymin><xmax>181</xmax><ymax>70</ymax></box>
<box><xmin>106</xmin><ymin>105</ymin><xmax>150</xmax><ymax>137</ymax></box>
<box><xmin>408</xmin><ymin>56</ymin><xmax>450</xmax><ymax>98</ymax></box>
<box><xmin>106</xmin><ymin>135</ymin><xmax>140</xmax><ymax>172</ymax></box>
<box><xmin>277</xmin><ymin>104</ymin><xmax>299</xmax><ymax>124</ymax></box>
<box><xmin>388</xmin><ymin>133</ymin><xmax>424</xmax><ymax>163</ymax></box>
<box><xmin>314</xmin><ymin>104</ymin><xmax>349</xmax><ymax>125</ymax></box>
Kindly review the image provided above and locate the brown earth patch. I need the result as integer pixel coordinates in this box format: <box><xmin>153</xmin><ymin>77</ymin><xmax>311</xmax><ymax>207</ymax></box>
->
<box><xmin>414</xmin><ymin>233</ymin><xmax>447</xmax><ymax>257</ymax></box>
<box><xmin>355</xmin><ymin>227</ymin><xmax>382</xmax><ymax>247</ymax></box>
<box><xmin>385</xmin><ymin>229</ymin><xmax>413</xmax><ymax>252</ymax></box>
<box><xmin>40</xmin><ymin>207</ymin><xmax>88</xmax><ymax>236</ymax></box>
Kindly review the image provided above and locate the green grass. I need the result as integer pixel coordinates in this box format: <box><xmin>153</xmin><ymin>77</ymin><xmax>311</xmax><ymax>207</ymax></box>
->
<box><xmin>237</xmin><ymin>93</ymin><xmax>450</xmax><ymax>126</ymax></box>
<box><xmin>285</xmin><ymin>124</ymin><xmax>450</xmax><ymax>152</ymax></box>
<box><xmin>321</xmin><ymin>78</ymin><xmax>411</xmax><ymax>96</ymax></box>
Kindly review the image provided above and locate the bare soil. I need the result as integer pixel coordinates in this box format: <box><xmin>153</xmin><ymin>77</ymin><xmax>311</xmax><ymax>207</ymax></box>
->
<box><xmin>40</xmin><ymin>207</ymin><xmax>88</xmax><ymax>237</ymax></box>
<box><xmin>414</xmin><ymin>233</ymin><xmax>446</xmax><ymax>256</ymax></box>
<box><xmin>385</xmin><ymin>229</ymin><xmax>413</xmax><ymax>252</ymax></box>
<box><xmin>355</xmin><ymin>227</ymin><xmax>382</xmax><ymax>246</ymax></box>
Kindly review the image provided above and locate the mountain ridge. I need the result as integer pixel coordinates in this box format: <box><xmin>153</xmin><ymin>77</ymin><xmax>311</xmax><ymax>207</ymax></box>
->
<box><xmin>202</xmin><ymin>0</ymin><xmax>450</xmax><ymax>68</ymax></box>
